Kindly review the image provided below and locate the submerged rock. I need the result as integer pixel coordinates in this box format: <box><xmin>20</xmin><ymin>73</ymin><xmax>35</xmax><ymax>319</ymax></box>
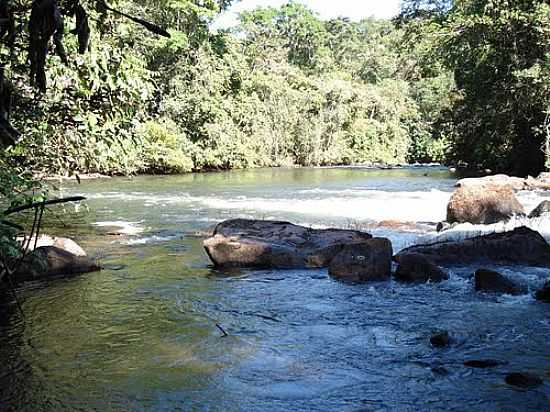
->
<box><xmin>328</xmin><ymin>238</ymin><xmax>393</xmax><ymax>282</ymax></box>
<box><xmin>430</xmin><ymin>330</ymin><xmax>450</xmax><ymax>348</ymax></box>
<box><xmin>535</xmin><ymin>281</ymin><xmax>550</xmax><ymax>302</ymax></box>
<box><xmin>474</xmin><ymin>268</ymin><xmax>527</xmax><ymax>295</ymax></box>
<box><xmin>505</xmin><ymin>372</ymin><xmax>543</xmax><ymax>389</ymax></box>
<box><xmin>203</xmin><ymin>219</ymin><xmax>372</xmax><ymax>269</ymax></box>
<box><xmin>394</xmin><ymin>253</ymin><xmax>448</xmax><ymax>283</ymax></box>
<box><xmin>529</xmin><ymin>200</ymin><xmax>550</xmax><ymax>219</ymax></box>
<box><xmin>395</xmin><ymin>227</ymin><xmax>550</xmax><ymax>267</ymax></box>
<box><xmin>463</xmin><ymin>359</ymin><xmax>504</xmax><ymax>368</ymax></box>
<box><xmin>15</xmin><ymin>246</ymin><xmax>100</xmax><ymax>281</ymax></box>
<box><xmin>446</xmin><ymin>184</ymin><xmax>525</xmax><ymax>225</ymax></box>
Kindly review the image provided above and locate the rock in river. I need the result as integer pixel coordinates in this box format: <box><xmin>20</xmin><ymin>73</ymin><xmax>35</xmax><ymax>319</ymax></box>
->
<box><xmin>463</xmin><ymin>359</ymin><xmax>504</xmax><ymax>368</ymax></box>
<box><xmin>15</xmin><ymin>246</ymin><xmax>101</xmax><ymax>281</ymax></box>
<box><xmin>394</xmin><ymin>253</ymin><xmax>448</xmax><ymax>283</ymax></box>
<box><xmin>446</xmin><ymin>184</ymin><xmax>525</xmax><ymax>224</ymax></box>
<box><xmin>395</xmin><ymin>227</ymin><xmax>550</xmax><ymax>267</ymax></box>
<box><xmin>474</xmin><ymin>268</ymin><xmax>527</xmax><ymax>295</ymax></box>
<box><xmin>328</xmin><ymin>238</ymin><xmax>393</xmax><ymax>282</ymax></box>
<box><xmin>203</xmin><ymin>219</ymin><xmax>373</xmax><ymax>269</ymax></box>
<box><xmin>430</xmin><ymin>330</ymin><xmax>451</xmax><ymax>348</ymax></box>
<box><xmin>25</xmin><ymin>235</ymin><xmax>87</xmax><ymax>256</ymax></box>
<box><xmin>505</xmin><ymin>372</ymin><xmax>543</xmax><ymax>389</ymax></box>
<box><xmin>528</xmin><ymin>200</ymin><xmax>550</xmax><ymax>219</ymax></box>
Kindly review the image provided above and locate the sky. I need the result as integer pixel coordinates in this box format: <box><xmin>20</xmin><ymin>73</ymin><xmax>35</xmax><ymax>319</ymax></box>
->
<box><xmin>212</xmin><ymin>0</ymin><xmax>401</xmax><ymax>30</ymax></box>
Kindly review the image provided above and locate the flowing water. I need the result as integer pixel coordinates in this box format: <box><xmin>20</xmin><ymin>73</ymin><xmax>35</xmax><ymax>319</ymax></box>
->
<box><xmin>1</xmin><ymin>167</ymin><xmax>549</xmax><ymax>411</ymax></box>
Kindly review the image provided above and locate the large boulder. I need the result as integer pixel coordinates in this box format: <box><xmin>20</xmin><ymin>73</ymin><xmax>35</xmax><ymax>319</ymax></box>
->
<box><xmin>328</xmin><ymin>238</ymin><xmax>393</xmax><ymax>282</ymax></box>
<box><xmin>203</xmin><ymin>219</ymin><xmax>373</xmax><ymax>269</ymax></box>
<box><xmin>528</xmin><ymin>200</ymin><xmax>550</xmax><ymax>219</ymax></box>
<box><xmin>394</xmin><ymin>253</ymin><xmax>449</xmax><ymax>283</ymax></box>
<box><xmin>395</xmin><ymin>227</ymin><xmax>550</xmax><ymax>267</ymax></box>
<box><xmin>474</xmin><ymin>268</ymin><xmax>527</xmax><ymax>295</ymax></box>
<box><xmin>15</xmin><ymin>246</ymin><xmax>100</xmax><ymax>281</ymax></box>
<box><xmin>446</xmin><ymin>184</ymin><xmax>525</xmax><ymax>224</ymax></box>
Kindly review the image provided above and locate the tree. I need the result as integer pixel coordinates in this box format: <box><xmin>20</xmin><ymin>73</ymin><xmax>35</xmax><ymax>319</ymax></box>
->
<box><xmin>240</xmin><ymin>2</ymin><xmax>328</xmax><ymax>70</ymax></box>
<box><xmin>0</xmin><ymin>0</ymin><xmax>234</xmax><ymax>148</ymax></box>
<box><xmin>401</xmin><ymin>0</ymin><xmax>550</xmax><ymax>175</ymax></box>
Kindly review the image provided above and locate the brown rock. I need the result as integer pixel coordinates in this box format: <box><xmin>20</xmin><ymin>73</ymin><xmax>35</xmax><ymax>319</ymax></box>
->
<box><xmin>447</xmin><ymin>184</ymin><xmax>525</xmax><ymax>224</ymax></box>
<box><xmin>203</xmin><ymin>219</ymin><xmax>372</xmax><ymax>269</ymax></box>
<box><xmin>17</xmin><ymin>235</ymin><xmax>87</xmax><ymax>256</ymax></box>
<box><xmin>395</xmin><ymin>227</ymin><xmax>550</xmax><ymax>267</ymax></box>
<box><xmin>394</xmin><ymin>253</ymin><xmax>448</xmax><ymax>283</ymax></box>
<box><xmin>328</xmin><ymin>238</ymin><xmax>393</xmax><ymax>282</ymax></box>
<box><xmin>15</xmin><ymin>246</ymin><xmax>100</xmax><ymax>281</ymax></box>
<box><xmin>474</xmin><ymin>268</ymin><xmax>527</xmax><ymax>295</ymax></box>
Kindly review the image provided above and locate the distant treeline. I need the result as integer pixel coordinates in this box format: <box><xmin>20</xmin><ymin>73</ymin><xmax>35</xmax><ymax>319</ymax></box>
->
<box><xmin>3</xmin><ymin>0</ymin><xmax>549</xmax><ymax>176</ymax></box>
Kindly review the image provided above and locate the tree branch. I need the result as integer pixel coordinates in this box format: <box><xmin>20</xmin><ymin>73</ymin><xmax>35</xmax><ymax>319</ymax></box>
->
<box><xmin>4</xmin><ymin>196</ymin><xmax>86</xmax><ymax>215</ymax></box>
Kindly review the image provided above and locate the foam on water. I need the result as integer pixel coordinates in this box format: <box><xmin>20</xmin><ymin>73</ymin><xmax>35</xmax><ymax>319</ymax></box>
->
<box><xmin>83</xmin><ymin>176</ymin><xmax>550</xmax><ymax>252</ymax></box>
<box><xmin>186</xmin><ymin>189</ymin><xmax>451</xmax><ymax>222</ymax></box>
<box><xmin>122</xmin><ymin>235</ymin><xmax>179</xmax><ymax>245</ymax></box>
<box><xmin>93</xmin><ymin>221</ymin><xmax>145</xmax><ymax>235</ymax></box>
<box><xmin>80</xmin><ymin>190</ymin><xmax>452</xmax><ymax>223</ymax></box>
<box><xmin>418</xmin><ymin>214</ymin><xmax>550</xmax><ymax>245</ymax></box>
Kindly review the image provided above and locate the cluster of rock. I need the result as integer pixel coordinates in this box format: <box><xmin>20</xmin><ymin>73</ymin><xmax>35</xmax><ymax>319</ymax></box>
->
<box><xmin>204</xmin><ymin>219</ymin><xmax>402</xmax><ymax>282</ymax></box>
<box><xmin>5</xmin><ymin>174</ymin><xmax>547</xmax><ymax>389</ymax></box>
<box><xmin>203</xmin><ymin>219</ymin><xmax>550</xmax><ymax>299</ymax></box>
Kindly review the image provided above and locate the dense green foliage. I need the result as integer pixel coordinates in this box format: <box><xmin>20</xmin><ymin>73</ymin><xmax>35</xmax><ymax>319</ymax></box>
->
<box><xmin>402</xmin><ymin>0</ymin><xmax>550</xmax><ymax>175</ymax></box>
<box><xmin>1</xmin><ymin>0</ymin><xmax>454</xmax><ymax>178</ymax></box>
<box><xmin>0</xmin><ymin>0</ymin><xmax>548</xmax><ymax>178</ymax></box>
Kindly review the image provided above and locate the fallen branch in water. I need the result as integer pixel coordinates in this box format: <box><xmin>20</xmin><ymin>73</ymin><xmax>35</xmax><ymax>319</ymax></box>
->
<box><xmin>4</xmin><ymin>196</ymin><xmax>86</xmax><ymax>215</ymax></box>
<box><xmin>216</xmin><ymin>323</ymin><xmax>228</xmax><ymax>337</ymax></box>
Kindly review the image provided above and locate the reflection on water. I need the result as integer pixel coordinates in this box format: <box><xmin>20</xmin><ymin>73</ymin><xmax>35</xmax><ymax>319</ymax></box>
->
<box><xmin>1</xmin><ymin>167</ymin><xmax>549</xmax><ymax>411</ymax></box>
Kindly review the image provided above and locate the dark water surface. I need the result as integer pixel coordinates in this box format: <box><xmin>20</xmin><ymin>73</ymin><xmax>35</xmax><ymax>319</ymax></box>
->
<box><xmin>1</xmin><ymin>167</ymin><xmax>549</xmax><ymax>411</ymax></box>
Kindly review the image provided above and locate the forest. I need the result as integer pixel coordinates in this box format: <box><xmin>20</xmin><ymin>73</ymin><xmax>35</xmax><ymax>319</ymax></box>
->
<box><xmin>0</xmin><ymin>0</ymin><xmax>546</xmax><ymax>180</ymax></box>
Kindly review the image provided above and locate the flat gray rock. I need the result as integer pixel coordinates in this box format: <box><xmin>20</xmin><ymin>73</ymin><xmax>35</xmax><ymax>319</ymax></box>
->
<box><xmin>203</xmin><ymin>219</ymin><xmax>373</xmax><ymax>269</ymax></box>
<box><xmin>395</xmin><ymin>227</ymin><xmax>550</xmax><ymax>267</ymax></box>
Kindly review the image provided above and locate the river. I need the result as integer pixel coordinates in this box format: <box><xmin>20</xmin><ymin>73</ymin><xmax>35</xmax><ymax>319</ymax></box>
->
<box><xmin>1</xmin><ymin>167</ymin><xmax>549</xmax><ymax>411</ymax></box>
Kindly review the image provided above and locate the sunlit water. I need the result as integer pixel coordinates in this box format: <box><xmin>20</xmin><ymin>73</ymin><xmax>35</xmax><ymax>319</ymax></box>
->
<box><xmin>1</xmin><ymin>167</ymin><xmax>549</xmax><ymax>411</ymax></box>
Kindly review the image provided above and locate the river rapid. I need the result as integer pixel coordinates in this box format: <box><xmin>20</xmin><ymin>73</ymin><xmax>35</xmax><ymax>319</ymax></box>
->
<box><xmin>1</xmin><ymin>167</ymin><xmax>549</xmax><ymax>411</ymax></box>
